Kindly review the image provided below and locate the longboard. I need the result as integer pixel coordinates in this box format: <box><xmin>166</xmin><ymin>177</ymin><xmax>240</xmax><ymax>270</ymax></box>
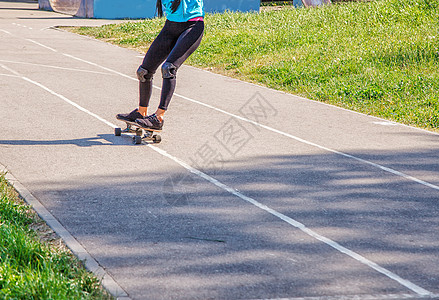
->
<box><xmin>115</xmin><ymin>120</ymin><xmax>162</xmax><ymax>144</ymax></box>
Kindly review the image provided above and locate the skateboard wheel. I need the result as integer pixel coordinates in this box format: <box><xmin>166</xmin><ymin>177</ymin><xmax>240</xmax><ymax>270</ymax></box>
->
<box><xmin>115</xmin><ymin>128</ymin><xmax>122</xmax><ymax>136</ymax></box>
<box><xmin>153</xmin><ymin>135</ymin><xmax>162</xmax><ymax>143</ymax></box>
<box><xmin>133</xmin><ymin>136</ymin><xmax>142</xmax><ymax>145</ymax></box>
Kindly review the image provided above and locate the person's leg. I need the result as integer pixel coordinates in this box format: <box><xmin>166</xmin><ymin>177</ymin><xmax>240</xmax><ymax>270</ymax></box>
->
<box><xmin>156</xmin><ymin>21</ymin><xmax>204</xmax><ymax>119</ymax></box>
<box><xmin>117</xmin><ymin>21</ymin><xmax>178</xmax><ymax>122</ymax></box>
<box><xmin>137</xmin><ymin>20</ymin><xmax>180</xmax><ymax>116</ymax></box>
<box><xmin>135</xmin><ymin>21</ymin><xmax>204</xmax><ymax>131</ymax></box>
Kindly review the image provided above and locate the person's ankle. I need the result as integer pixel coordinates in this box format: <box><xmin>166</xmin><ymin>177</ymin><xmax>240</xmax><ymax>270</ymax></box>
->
<box><xmin>138</xmin><ymin>107</ymin><xmax>148</xmax><ymax>117</ymax></box>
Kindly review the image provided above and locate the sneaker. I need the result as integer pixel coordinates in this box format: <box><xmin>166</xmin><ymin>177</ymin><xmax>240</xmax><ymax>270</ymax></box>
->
<box><xmin>135</xmin><ymin>114</ymin><xmax>163</xmax><ymax>131</ymax></box>
<box><xmin>116</xmin><ymin>108</ymin><xmax>144</xmax><ymax>124</ymax></box>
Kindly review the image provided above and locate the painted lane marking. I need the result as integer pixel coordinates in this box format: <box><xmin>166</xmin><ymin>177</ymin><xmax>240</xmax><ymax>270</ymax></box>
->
<box><xmin>0</xmin><ymin>73</ymin><xmax>21</xmax><ymax>78</ymax></box>
<box><xmin>25</xmin><ymin>42</ymin><xmax>438</xmax><ymax>193</ymax></box>
<box><xmin>173</xmin><ymin>93</ymin><xmax>439</xmax><ymax>193</ymax></box>
<box><xmin>0</xmin><ymin>29</ymin><xmax>12</xmax><ymax>35</ymax></box>
<box><xmin>15</xmin><ymin>37</ymin><xmax>439</xmax><ymax>192</ymax></box>
<box><xmin>21</xmin><ymin>36</ymin><xmax>439</xmax><ymax>192</ymax></box>
<box><xmin>11</xmin><ymin>23</ymin><xmax>33</xmax><ymax>30</ymax></box>
<box><xmin>1</xmin><ymin>64</ymin><xmax>116</xmax><ymax>129</ymax></box>
<box><xmin>152</xmin><ymin>143</ymin><xmax>433</xmax><ymax>297</ymax></box>
<box><xmin>373</xmin><ymin>121</ymin><xmax>399</xmax><ymax>126</ymax></box>
<box><xmin>257</xmin><ymin>293</ymin><xmax>439</xmax><ymax>300</ymax></box>
<box><xmin>61</xmin><ymin>53</ymin><xmax>136</xmax><ymax>80</ymax></box>
<box><xmin>26</xmin><ymin>39</ymin><xmax>58</xmax><ymax>52</ymax></box>
<box><xmin>0</xmin><ymin>59</ymin><xmax>115</xmax><ymax>75</ymax></box>
<box><xmin>184</xmin><ymin>64</ymin><xmax>439</xmax><ymax>137</ymax></box>
<box><xmin>3</xmin><ymin>63</ymin><xmax>433</xmax><ymax>297</ymax></box>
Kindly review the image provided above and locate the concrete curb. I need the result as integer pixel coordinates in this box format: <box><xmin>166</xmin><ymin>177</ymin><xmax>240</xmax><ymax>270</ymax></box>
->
<box><xmin>0</xmin><ymin>165</ymin><xmax>131</xmax><ymax>300</ymax></box>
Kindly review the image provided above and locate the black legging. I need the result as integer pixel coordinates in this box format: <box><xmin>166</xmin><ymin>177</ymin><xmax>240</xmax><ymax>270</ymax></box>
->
<box><xmin>139</xmin><ymin>20</ymin><xmax>204</xmax><ymax>110</ymax></box>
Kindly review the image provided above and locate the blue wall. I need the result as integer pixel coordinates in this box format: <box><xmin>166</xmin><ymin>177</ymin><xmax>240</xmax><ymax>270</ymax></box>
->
<box><xmin>40</xmin><ymin>0</ymin><xmax>261</xmax><ymax>19</ymax></box>
<box><xmin>204</xmin><ymin>0</ymin><xmax>260</xmax><ymax>13</ymax></box>
<box><xmin>94</xmin><ymin>0</ymin><xmax>261</xmax><ymax>19</ymax></box>
<box><xmin>94</xmin><ymin>0</ymin><xmax>156</xmax><ymax>19</ymax></box>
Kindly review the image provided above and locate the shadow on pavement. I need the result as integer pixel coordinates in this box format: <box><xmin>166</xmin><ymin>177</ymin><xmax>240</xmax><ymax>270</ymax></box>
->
<box><xmin>0</xmin><ymin>134</ymin><xmax>154</xmax><ymax>147</ymax></box>
<box><xmin>28</xmin><ymin>147</ymin><xmax>439</xmax><ymax>299</ymax></box>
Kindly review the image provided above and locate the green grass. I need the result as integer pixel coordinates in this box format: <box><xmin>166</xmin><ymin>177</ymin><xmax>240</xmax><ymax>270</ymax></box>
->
<box><xmin>71</xmin><ymin>0</ymin><xmax>439</xmax><ymax>131</ymax></box>
<box><xmin>0</xmin><ymin>173</ymin><xmax>111</xmax><ymax>300</ymax></box>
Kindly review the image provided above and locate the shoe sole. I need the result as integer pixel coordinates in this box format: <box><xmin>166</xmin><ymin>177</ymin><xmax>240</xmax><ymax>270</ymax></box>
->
<box><xmin>117</xmin><ymin>118</ymin><xmax>162</xmax><ymax>132</ymax></box>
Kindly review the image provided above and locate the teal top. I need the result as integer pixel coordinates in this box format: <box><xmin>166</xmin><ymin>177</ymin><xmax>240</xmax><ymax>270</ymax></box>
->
<box><xmin>162</xmin><ymin>0</ymin><xmax>204</xmax><ymax>22</ymax></box>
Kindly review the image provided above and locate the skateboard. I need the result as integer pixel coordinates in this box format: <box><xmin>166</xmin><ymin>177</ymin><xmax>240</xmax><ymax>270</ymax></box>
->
<box><xmin>115</xmin><ymin>120</ymin><xmax>162</xmax><ymax>144</ymax></box>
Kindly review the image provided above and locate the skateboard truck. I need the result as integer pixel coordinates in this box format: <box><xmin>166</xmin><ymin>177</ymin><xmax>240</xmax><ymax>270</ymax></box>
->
<box><xmin>115</xmin><ymin>123</ymin><xmax>162</xmax><ymax>144</ymax></box>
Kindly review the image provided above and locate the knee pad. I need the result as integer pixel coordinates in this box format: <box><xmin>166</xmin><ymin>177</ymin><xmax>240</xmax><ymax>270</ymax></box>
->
<box><xmin>137</xmin><ymin>66</ymin><xmax>153</xmax><ymax>83</ymax></box>
<box><xmin>161</xmin><ymin>62</ymin><xmax>177</xmax><ymax>79</ymax></box>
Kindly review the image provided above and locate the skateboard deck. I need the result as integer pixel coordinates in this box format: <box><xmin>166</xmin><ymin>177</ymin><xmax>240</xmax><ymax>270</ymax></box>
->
<box><xmin>115</xmin><ymin>120</ymin><xmax>162</xmax><ymax>144</ymax></box>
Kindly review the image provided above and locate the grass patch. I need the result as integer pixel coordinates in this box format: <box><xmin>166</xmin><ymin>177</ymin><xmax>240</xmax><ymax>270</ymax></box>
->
<box><xmin>0</xmin><ymin>173</ymin><xmax>112</xmax><ymax>299</ymax></box>
<box><xmin>70</xmin><ymin>0</ymin><xmax>439</xmax><ymax>131</ymax></box>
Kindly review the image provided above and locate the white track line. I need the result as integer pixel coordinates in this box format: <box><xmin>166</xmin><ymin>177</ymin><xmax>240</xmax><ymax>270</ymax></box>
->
<box><xmin>26</xmin><ymin>38</ymin><xmax>58</xmax><ymax>52</ymax></box>
<box><xmin>152</xmin><ymin>145</ymin><xmax>433</xmax><ymax>297</ymax></box>
<box><xmin>16</xmin><ymin>37</ymin><xmax>439</xmax><ymax>192</ymax></box>
<box><xmin>22</xmin><ymin>38</ymin><xmax>439</xmax><ymax>192</ymax></box>
<box><xmin>0</xmin><ymin>73</ymin><xmax>20</xmax><ymax>78</ymax></box>
<box><xmin>1</xmin><ymin>64</ymin><xmax>116</xmax><ymax>129</ymax></box>
<box><xmin>0</xmin><ymin>59</ymin><xmax>114</xmax><ymax>75</ymax></box>
<box><xmin>3</xmin><ymin>63</ymin><xmax>433</xmax><ymax>297</ymax></box>
<box><xmin>258</xmin><ymin>293</ymin><xmax>439</xmax><ymax>300</ymax></box>
<box><xmin>0</xmin><ymin>29</ymin><xmax>12</xmax><ymax>35</ymax></box>
<box><xmin>46</xmin><ymin>48</ymin><xmax>439</xmax><ymax>193</ymax></box>
<box><xmin>183</xmin><ymin>64</ymin><xmax>439</xmax><ymax>137</ymax></box>
<box><xmin>174</xmin><ymin>94</ymin><xmax>439</xmax><ymax>192</ymax></box>
<box><xmin>61</xmin><ymin>52</ymin><xmax>137</xmax><ymax>80</ymax></box>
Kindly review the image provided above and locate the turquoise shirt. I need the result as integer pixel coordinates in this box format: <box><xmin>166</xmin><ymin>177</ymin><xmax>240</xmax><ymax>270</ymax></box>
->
<box><xmin>162</xmin><ymin>0</ymin><xmax>204</xmax><ymax>22</ymax></box>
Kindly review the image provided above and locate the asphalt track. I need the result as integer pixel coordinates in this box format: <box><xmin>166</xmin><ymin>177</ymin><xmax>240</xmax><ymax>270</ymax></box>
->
<box><xmin>1</xmin><ymin>2</ymin><xmax>439</xmax><ymax>300</ymax></box>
